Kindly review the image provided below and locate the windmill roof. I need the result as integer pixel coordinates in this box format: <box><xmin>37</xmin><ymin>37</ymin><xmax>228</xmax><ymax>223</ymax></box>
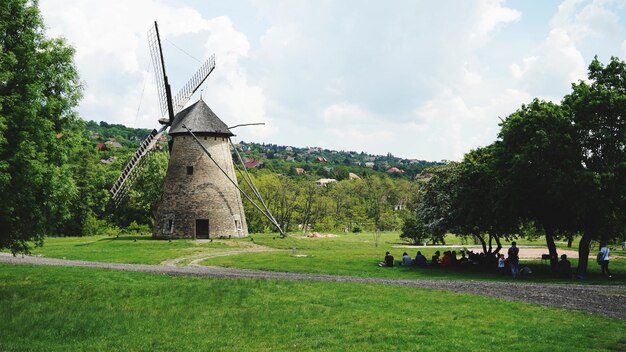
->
<box><xmin>169</xmin><ymin>99</ymin><xmax>233</xmax><ymax>136</ymax></box>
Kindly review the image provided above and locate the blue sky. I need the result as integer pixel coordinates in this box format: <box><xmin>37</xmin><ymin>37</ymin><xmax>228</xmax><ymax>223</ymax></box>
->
<box><xmin>40</xmin><ymin>0</ymin><xmax>626</xmax><ymax>161</ymax></box>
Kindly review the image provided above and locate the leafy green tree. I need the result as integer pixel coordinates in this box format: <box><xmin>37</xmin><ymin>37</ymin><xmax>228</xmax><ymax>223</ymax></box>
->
<box><xmin>400</xmin><ymin>216</ymin><xmax>429</xmax><ymax>245</ymax></box>
<box><xmin>453</xmin><ymin>145</ymin><xmax>515</xmax><ymax>255</ymax></box>
<box><xmin>563</xmin><ymin>57</ymin><xmax>626</xmax><ymax>274</ymax></box>
<box><xmin>0</xmin><ymin>0</ymin><xmax>82</xmax><ymax>253</ymax></box>
<box><xmin>497</xmin><ymin>99</ymin><xmax>582</xmax><ymax>269</ymax></box>
<box><xmin>415</xmin><ymin>163</ymin><xmax>460</xmax><ymax>244</ymax></box>
<box><xmin>114</xmin><ymin>152</ymin><xmax>169</xmax><ymax>227</ymax></box>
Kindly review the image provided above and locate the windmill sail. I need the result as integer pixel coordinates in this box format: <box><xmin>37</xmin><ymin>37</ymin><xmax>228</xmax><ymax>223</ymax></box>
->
<box><xmin>172</xmin><ymin>54</ymin><xmax>215</xmax><ymax>114</ymax></box>
<box><xmin>148</xmin><ymin>22</ymin><xmax>174</xmax><ymax>123</ymax></box>
<box><xmin>110</xmin><ymin>21</ymin><xmax>216</xmax><ymax>207</ymax></box>
<box><xmin>110</xmin><ymin>126</ymin><xmax>166</xmax><ymax>205</ymax></box>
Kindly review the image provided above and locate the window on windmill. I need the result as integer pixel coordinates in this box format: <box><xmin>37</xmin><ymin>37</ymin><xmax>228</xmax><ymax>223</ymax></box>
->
<box><xmin>187</xmin><ymin>166</ymin><xmax>193</xmax><ymax>175</ymax></box>
<box><xmin>167</xmin><ymin>219</ymin><xmax>174</xmax><ymax>233</ymax></box>
<box><xmin>235</xmin><ymin>220</ymin><xmax>240</xmax><ymax>229</ymax></box>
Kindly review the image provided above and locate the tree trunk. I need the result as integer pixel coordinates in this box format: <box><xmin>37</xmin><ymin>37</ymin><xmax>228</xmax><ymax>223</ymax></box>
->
<box><xmin>567</xmin><ymin>235</ymin><xmax>573</xmax><ymax>248</ymax></box>
<box><xmin>545</xmin><ymin>226</ymin><xmax>558</xmax><ymax>272</ymax></box>
<box><xmin>475</xmin><ymin>232</ymin><xmax>487</xmax><ymax>254</ymax></box>
<box><xmin>487</xmin><ymin>233</ymin><xmax>493</xmax><ymax>254</ymax></box>
<box><xmin>576</xmin><ymin>229</ymin><xmax>592</xmax><ymax>276</ymax></box>
<box><xmin>491</xmin><ymin>231</ymin><xmax>502</xmax><ymax>255</ymax></box>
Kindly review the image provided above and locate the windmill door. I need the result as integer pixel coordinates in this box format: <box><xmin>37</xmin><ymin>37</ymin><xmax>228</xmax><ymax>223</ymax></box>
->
<box><xmin>196</xmin><ymin>219</ymin><xmax>209</xmax><ymax>239</ymax></box>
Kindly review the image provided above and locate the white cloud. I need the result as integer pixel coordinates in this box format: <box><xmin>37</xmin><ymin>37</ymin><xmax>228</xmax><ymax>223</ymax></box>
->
<box><xmin>37</xmin><ymin>1</ymin><xmax>626</xmax><ymax>161</ymax></box>
<box><xmin>40</xmin><ymin>0</ymin><xmax>268</xmax><ymax>135</ymax></box>
<box><xmin>510</xmin><ymin>28</ymin><xmax>586</xmax><ymax>99</ymax></box>
<box><xmin>469</xmin><ymin>0</ymin><xmax>522</xmax><ymax>44</ymax></box>
<box><xmin>551</xmin><ymin>0</ymin><xmax>623</xmax><ymax>43</ymax></box>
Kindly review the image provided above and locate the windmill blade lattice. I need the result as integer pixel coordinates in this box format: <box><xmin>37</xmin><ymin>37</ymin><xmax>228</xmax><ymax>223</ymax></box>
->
<box><xmin>148</xmin><ymin>26</ymin><xmax>169</xmax><ymax>120</ymax></box>
<box><xmin>172</xmin><ymin>54</ymin><xmax>215</xmax><ymax>115</ymax></box>
<box><xmin>109</xmin><ymin>126</ymin><xmax>166</xmax><ymax>205</ymax></box>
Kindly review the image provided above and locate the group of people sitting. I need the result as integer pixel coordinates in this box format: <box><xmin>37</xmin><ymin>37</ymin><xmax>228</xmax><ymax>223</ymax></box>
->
<box><xmin>379</xmin><ymin>247</ymin><xmax>575</xmax><ymax>279</ymax></box>
<box><xmin>379</xmin><ymin>250</ymin><xmax>469</xmax><ymax>268</ymax></box>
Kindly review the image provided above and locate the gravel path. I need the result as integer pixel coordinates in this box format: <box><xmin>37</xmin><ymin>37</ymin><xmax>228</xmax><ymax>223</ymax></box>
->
<box><xmin>1</xmin><ymin>253</ymin><xmax>625</xmax><ymax>321</ymax></box>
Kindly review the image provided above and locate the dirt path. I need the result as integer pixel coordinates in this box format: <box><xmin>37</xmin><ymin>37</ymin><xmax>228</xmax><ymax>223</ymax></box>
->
<box><xmin>1</xmin><ymin>253</ymin><xmax>625</xmax><ymax>321</ymax></box>
<box><xmin>160</xmin><ymin>241</ymin><xmax>286</xmax><ymax>266</ymax></box>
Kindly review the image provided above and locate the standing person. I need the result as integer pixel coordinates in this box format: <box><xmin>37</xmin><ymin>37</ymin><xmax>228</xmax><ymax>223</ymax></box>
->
<box><xmin>508</xmin><ymin>241</ymin><xmax>520</xmax><ymax>279</ymax></box>
<box><xmin>599</xmin><ymin>242</ymin><xmax>612</xmax><ymax>278</ymax></box>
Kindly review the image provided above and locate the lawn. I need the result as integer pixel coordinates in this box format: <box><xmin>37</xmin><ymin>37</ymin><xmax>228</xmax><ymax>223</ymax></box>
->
<box><xmin>19</xmin><ymin>232</ymin><xmax>626</xmax><ymax>285</ymax></box>
<box><xmin>1</xmin><ymin>264</ymin><xmax>624</xmax><ymax>352</ymax></box>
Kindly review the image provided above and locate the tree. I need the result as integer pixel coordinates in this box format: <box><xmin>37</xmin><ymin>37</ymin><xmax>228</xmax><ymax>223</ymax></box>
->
<box><xmin>563</xmin><ymin>57</ymin><xmax>626</xmax><ymax>274</ymax></box>
<box><xmin>497</xmin><ymin>99</ymin><xmax>582</xmax><ymax>269</ymax></box>
<box><xmin>415</xmin><ymin>163</ymin><xmax>460</xmax><ymax>244</ymax></box>
<box><xmin>0</xmin><ymin>0</ymin><xmax>82</xmax><ymax>253</ymax></box>
<box><xmin>453</xmin><ymin>145</ymin><xmax>514</xmax><ymax>256</ymax></box>
<box><xmin>400</xmin><ymin>216</ymin><xmax>429</xmax><ymax>245</ymax></box>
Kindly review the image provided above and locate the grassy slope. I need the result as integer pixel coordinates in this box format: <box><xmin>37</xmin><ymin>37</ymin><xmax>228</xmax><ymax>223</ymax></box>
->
<box><xmin>1</xmin><ymin>264</ymin><xmax>624</xmax><ymax>352</ymax></box>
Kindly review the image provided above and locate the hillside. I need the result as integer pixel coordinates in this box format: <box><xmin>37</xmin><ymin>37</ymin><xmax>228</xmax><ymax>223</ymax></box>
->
<box><xmin>85</xmin><ymin>120</ymin><xmax>440</xmax><ymax>180</ymax></box>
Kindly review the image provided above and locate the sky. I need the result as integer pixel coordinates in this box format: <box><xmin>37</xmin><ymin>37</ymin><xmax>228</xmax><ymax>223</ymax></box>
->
<box><xmin>39</xmin><ymin>0</ymin><xmax>626</xmax><ymax>161</ymax></box>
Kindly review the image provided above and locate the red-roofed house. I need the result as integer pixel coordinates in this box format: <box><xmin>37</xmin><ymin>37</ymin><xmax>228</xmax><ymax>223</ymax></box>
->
<box><xmin>386</xmin><ymin>167</ymin><xmax>405</xmax><ymax>174</ymax></box>
<box><xmin>244</xmin><ymin>159</ymin><xmax>263</xmax><ymax>168</ymax></box>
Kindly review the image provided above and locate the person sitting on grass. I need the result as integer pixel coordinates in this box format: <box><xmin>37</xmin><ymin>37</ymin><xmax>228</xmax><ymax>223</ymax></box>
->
<box><xmin>441</xmin><ymin>251</ymin><xmax>453</xmax><ymax>268</ymax></box>
<box><xmin>431</xmin><ymin>251</ymin><xmax>441</xmax><ymax>267</ymax></box>
<box><xmin>378</xmin><ymin>252</ymin><xmax>394</xmax><ymax>267</ymax></box>
<box><xmin>459</xmin><ymin>251</ymin><xmax>469</xmax><ymax>266</ymax></box>
<box><xmin>401</xmin><ymin>252</ymin><xmax>412</xmax><ymax>266</ymax></box>
<box><xmin>451</xmin><ymin>251</ymin><xmax>458</xmax><ymax>266</ymax></box>
<box><xmin>498</xmin><ymin>254</ymin><xmax>506</xmax><ymax>275</ymax></box>
<box><xmin>556</xmin><ymin>254</ymin><xmax>572</xmax><ymax>279</ymax></box>
<box><xmin>414</xmin><ymin>251</ymin><xmax>428</xmax><ymax>267</ymax></box>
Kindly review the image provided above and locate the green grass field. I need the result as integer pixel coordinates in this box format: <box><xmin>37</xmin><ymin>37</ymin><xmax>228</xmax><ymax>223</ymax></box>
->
<box><xmin>24</xmin><ymin>232</ymin><xmax>626</xmax><ymax>285</ymax></box>
<box><xmin>1</xmin><ymin>264</ymin><xmax>624</xmax><ymax>352</ymax></box>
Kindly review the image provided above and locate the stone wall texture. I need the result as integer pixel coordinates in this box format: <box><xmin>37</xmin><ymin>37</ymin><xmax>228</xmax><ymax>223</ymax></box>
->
<box><xmin>153</xmin><ymin>135</ymin><xmax>249</xmax><ymax>239</ymax></box>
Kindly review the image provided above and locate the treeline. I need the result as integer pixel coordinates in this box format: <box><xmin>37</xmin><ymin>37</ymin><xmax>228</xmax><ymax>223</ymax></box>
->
<box><xmin>404</xmin><ymin>57</ymin><xmax>626</xmax><ymax>275</ymax></box>
<box><xmin>241</xmin><ymin>171</ymin><xmax>419</xmax><ymax>233</ymax></box>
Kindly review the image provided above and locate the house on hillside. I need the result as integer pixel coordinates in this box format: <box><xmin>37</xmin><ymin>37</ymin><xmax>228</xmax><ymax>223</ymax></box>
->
<box><xmin>316</xmin><ymin>178</ymin><xmax>337</xmax><ymax>187</ymax></box>
<box><xmin>316</xmin><ymin>156</ymin><xmax>327</xmax><ymax>162</ymax></box>
<box><xmin>386</xmin><ymin>167</ymin><xmax>405</xmax><ymax>174</ymax></box>
<box><xmin>306</xmin><ymin>147</ymin><xmax>320</xmax><ymax>154</ymax></box>
<box><xmin>348</xmin><ymin>172</ymin><xmax>361</xmax><ymax>180</ymax></box>
<box><xmin>294</xmin><ymin>167</ymin><xmax>306</xmax><ymax>175</ymax></box>
<box><xmin>105</xmin><ymin>140</ymin><xmax>123</xmax><ymax>149</ymax></box>
<box><xmin>244</xmin><ymin>159</ymin><xmax>263</xmax><ymax>168</ymax></box>
<box><xmin>100</xmin><ymin>156</ymin><xmax>118</xmax><ymax>164</ymax></box>
<box><xmin>365</xmin><ymin>162</ymin><xmax>375</xmax><ymax>168</ymax></box>
<box><xmin>286</xmin><ymin>155</ymin><xmax>295</xmax><ymax>162</ymax></box>
<box><xmin>415</xmin><ymin>172</ymin><xmax>433</xmax><ymax>180</ymax></box>
<box><xmin>96</xmin><ymin>143</ymin><xmax>107</xmax><ymax>151</ymax></box>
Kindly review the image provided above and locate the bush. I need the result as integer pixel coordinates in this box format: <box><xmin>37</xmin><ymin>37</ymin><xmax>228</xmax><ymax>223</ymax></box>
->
<box><xmin>83</xmin><ymin>211</ymin><xmax>121</xmax><ymax>236</ymax></box>
<box><xmin>400</xmin><ymin>217</ymin><xmax>429</xmax><ymax>245</ymax></box>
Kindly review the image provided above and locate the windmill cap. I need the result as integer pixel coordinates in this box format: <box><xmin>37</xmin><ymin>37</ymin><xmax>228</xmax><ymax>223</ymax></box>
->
<box><xmin>169</xmin><ymin>100</ymin><xmax>234</xmax><ymax>136</ymax></box>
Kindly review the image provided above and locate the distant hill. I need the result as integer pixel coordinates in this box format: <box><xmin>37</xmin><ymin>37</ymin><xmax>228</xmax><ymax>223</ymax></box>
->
<box><xmin>236</xmin><ymin>141</ymin><xmax>440</xmax><ymax>180</ymax></box>
<box><xmin>85</xmin><ymin>120</ymin><xmax>440</xmax><ymax>180</ymax></box>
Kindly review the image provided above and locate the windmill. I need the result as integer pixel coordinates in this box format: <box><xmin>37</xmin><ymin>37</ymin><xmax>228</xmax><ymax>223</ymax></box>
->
<box><xmin>110</xmin><ymin>21</ymin><xmax>283</xmax><ymax>239</ymax></box>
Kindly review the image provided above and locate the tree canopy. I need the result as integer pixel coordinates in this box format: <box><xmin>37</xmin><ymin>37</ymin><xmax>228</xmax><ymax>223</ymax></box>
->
<box><xmin>0</xmin><ymin>0</ymin><xmax>82</xmax><ymax>253</ymax></box>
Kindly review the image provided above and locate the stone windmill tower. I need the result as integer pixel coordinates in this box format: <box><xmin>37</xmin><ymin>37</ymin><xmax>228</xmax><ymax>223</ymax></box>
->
<box><xmin>152</xmin><ymin>99</ymin><xmax>248</xmax><ymax>239</ymax></box>
<box><xmin>109</xmin><ymin>22</ymin><xmax>248</xmax><ymax>239</ymax></box>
